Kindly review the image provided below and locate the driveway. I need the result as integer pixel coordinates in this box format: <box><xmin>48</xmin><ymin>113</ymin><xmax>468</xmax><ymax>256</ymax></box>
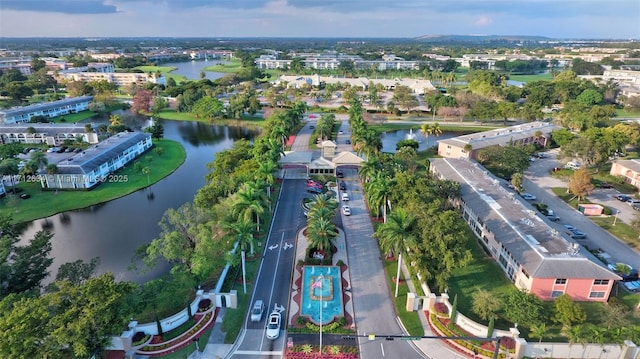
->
<box><xmin>524</xmin><ymin>149</ymin><xmax>640</xmax><ymax>270</ymax></box>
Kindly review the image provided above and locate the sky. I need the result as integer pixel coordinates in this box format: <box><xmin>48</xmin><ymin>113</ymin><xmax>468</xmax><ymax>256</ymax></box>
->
<box><xmin>0</xmin><ymin>0</ymin><xmax>639</xmax><ymax>39</ymax></box>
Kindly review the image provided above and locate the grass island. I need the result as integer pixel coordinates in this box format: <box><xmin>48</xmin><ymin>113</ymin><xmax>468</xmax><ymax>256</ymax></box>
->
<box><xmin>0</xmin><ymin>139</ymin><xmax>186</xmax><ymax>224</ymax></box>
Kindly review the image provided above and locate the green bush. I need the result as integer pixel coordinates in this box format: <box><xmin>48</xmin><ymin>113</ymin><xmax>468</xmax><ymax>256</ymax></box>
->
<box><xmin>297</xmin><ymin>316</ymin><xmax>307</xmax><ymax>326</ymax></box>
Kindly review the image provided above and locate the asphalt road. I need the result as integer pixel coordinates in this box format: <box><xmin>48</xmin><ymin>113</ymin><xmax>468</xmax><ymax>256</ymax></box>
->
<box><xmin>229</xmin><ymin>177</ymin><xmax>306</xmax><ymax>359</ymax></box>
<box><xmin>524</xmin><ymin>149</ymin><xmax>640</xmax><ymax>270</ymax></box>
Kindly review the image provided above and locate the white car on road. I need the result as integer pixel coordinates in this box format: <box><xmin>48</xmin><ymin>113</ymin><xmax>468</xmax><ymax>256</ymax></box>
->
<box><xmin>521</xmin><ymin>193</ymin><xmax>536</xmax><ymax>201</ymax></box>
<box><xmin>250</xmin><ymin>300</ymin><xmax>265</xmax><ymax>322</ymax></box>
<box><xmin>266</xmin><ymin>311</ymin><xmax>281</xmax><ymax>340</ymax></box>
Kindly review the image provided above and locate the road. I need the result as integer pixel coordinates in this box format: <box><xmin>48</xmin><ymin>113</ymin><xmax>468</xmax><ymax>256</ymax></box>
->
<box><xmin>229</xmin><ymin>177</ymin><xmax>305</xmax><ymax>359</ymax></box>
<box><xmin>524</xmin><ymin>150</ymin><xmax>640</xmax><ymax>270</ymax></box>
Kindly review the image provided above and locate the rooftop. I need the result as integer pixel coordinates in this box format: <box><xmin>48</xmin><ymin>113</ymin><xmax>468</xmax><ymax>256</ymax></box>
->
<box><xmin>431</xmin><ymin>157</ymin><xmax>619</xmax><ymax>280</ymax></box>
<box><xmin>438</xmin><ymin>121</ymin><xmax>559</xmax><ymax>149</ymax></box>
<box><xmin>0</xmin><ymin>96</ymin><xmax>94</xmax><ymax>117</ymax></box>
<box><xmin>55</xmin><ymin>132</ymin><xmax>150</xmax><ymax>175</ymax></box>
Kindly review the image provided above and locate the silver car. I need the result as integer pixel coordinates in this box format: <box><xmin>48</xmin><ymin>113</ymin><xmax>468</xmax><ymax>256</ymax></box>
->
<box><xmin>250</xmin><ymin>300</ymin><xmax>265</xmax><ymax>322</ymax></box>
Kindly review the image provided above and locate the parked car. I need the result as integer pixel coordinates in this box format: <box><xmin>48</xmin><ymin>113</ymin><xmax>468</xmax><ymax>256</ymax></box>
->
<box><xmin>341</xmin><ymin>193</ymin><xmax>349</xmax><ymax>202</ymax></box>
<box><xmin>546</xmin><ymin>210</ymin><xmax>560</xmax><ymax>221</ymax></box>
<box><xmin>564</xmin><ymin>162</ymin><xmax>581</xmax><ymax>170</ymax></box>
<box><xmin>266</xmin><ymin>311</ymin><xmax>281</xmax><ymax>340</ymax></box>
<box><xmin>345</xmin><ymin>139</ymin><xmax>351</xmax><ymax>144</ymax></box>
<box><xmin>565</xmin><ymin>228</ymin><xmax>587</xmax><ymax>239</ymax></box>
<box><xmin>521</xmin><ymin>193</ymin><xmax>536</xmax><ymax>201</ymax></box>
<box><xmin>307</xmin><ymin>187</ymin><xmax>322</xmax><ymax>194</ymax></box>
<box><xmin>627</xmin><ymin>199</ymin><xmax>640</xmax><ymax>206</ymax></box>
<box><xmin>633</xmin><ymin>204</ymin><xmax>640</xmax><ymax>211</ymax></box>
<box><xmin>250</xmin><ymin>300</ymin><xmax>265</xmax><ymax>322</ymax></box>
<box><xmin>19</xmin><ymin>193</ymin><xmax>30</xmax><ymax>200</ymax></box>
<box><xmin>336</xmin><ymin>170</ymin><xmax>344</xmax><ymax>178</ymax></box>
<box><xmin>339</xmin><ymin>181</ymin><xmax>346</xmax><ymax>190</ymax></box>
<box><xmin>614</xmin><ymin>194</ymin><xmax>632</xmax><ymax>202</ymax></box>
<box><xmin>341</xmin><ymin>205</ymin><xmax>351</xmax><ymax>216</ymax></box>
<box><xmin>74</xmin><ymin>148</ymin><xmax>83</xmax><ymax>153</ymax></box>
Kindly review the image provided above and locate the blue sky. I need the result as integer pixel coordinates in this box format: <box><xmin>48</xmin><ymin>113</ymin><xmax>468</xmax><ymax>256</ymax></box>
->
<box><xmin>0</xmin><ymin>0</ymin><xmax>638</xmax><ymax>39</ymax></box>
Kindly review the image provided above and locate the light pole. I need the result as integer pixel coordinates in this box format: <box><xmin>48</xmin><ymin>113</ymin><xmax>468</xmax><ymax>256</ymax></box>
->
<box><xmin>613</xmin><ymin>210</ymin><xmax>619</xmax><ymax>226</ymax></box>
<box><xmin>320</xmin><ymin>274</ymin><xmax>323</xmax><ymax>358</ymax></box>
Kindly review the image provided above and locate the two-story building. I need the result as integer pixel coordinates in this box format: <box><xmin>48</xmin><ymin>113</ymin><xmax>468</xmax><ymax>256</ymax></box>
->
<box><xmin>438</xmin><ymin>121</ymin><xmax>559</xmax><ymax>160</ymax></box>
<box><xmin>0</xmin><ymin>124</ymin><xmax>99</xmax><ymax>145</ymax></box>
<box><xmin>0</xmin><ymin>96</ymin><xmax>94</xmax><ymax>124</ymax></box>
<box><xmin>610</xmin><ymin>159</ymin><xmax>640</xmax><ymax>192</ymax></box>
<box><xmin>40</xmin><ymin>132</ymin><xmax>152</xmax><ymax>190</ymax></box>
<box><xmin>430</xmin><ymin>158</ymin><xmax>620</xmax><ymax>302</ymax></box>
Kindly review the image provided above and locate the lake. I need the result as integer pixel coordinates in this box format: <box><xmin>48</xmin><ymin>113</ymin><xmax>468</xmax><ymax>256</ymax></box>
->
<box><xmin>380</xmin><ymin>128</ymin><xmax>459</xmax><ymax>153</ymax></box>
<box><xmin>18</xmin><ymin>120</ymin><xmax>258</xmax><ymax>284</ymax></box>
<box><xmin>163</xmin><ymin>60</ymin><xmax>226</xmax><ymax>81</ymax></box>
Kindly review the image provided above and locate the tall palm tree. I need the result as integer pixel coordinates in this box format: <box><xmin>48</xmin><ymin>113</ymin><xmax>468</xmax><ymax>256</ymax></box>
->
<box><xmin>257</xmin><ymin>160</ymin><xmax>278</xmax><ymax>195</ymax></box>
<box><xmin>226</xmin><ymin>216</ymin><xmax>256</xmax><ymax>256</ymax></box>
<box><xmin>366</xmin><ymin>172</ymin><xmax>395</xmax><ymax>223</ymax></box>
<box><xmin>420</xmin><ymin>122</ymin><xmax>442</xmax><ymax>142</ymax></box>
<box><xmin>307</xmin><ymin>217</ymin><xmax>338</xmax><ymax>252</ymax></box>
<box><xmin>358</xmin><ymin>157</ymin><xmax>381</xmax><ymax>183</ymax></box>
<box><xmin>30</xmin><ymin>151</ymin><xmax>48</xmax><ymax>171</ymax></box>
<box><xmin>233</xmin><ymin>182</ymin><xmax>269</xmax><ymax>232</ymax></box>
<box><xmin>310</xmin><ymin>193</ymin><xmax>338</xmax><ymax>212</ymax></box>
<box><xmin>375</xmin><ymin>208</ymin><xmax>417</xmax><ymax>297</ymax></box>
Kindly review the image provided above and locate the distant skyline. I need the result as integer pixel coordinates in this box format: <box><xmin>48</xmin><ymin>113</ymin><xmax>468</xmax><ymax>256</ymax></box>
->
<box><xmin>0</xmin><ymin>0</ymin><xmax>639</xmax><ymax>40</ymax></box>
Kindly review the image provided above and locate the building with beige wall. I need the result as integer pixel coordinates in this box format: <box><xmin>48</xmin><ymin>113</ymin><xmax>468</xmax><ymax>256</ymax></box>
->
<box><xmin>438</xmin><ymin>121</ymin><xmax>559</xmax><ymax>160</ymax></box>
<box><xmin>610</xmin><ymin>159</ymin><xmax>640</xmax><ymax>192</ymax></box>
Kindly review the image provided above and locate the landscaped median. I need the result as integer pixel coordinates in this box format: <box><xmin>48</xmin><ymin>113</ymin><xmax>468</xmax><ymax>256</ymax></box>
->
<box><xmin>0</xmin><ymin>139</ymin><xmax>186</xmax><ymax>223</ymax></box>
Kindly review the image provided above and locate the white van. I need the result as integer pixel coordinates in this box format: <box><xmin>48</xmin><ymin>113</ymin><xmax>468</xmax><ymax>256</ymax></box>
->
<box><xmin>341</xmin><ymin>192</ymin><xmax>349</xmax><ymax>202</ymax></box>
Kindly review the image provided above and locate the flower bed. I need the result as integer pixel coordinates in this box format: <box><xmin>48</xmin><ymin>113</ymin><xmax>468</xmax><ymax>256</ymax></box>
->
<box><xmin>286</xmin><ymin>344</ymin><xmax>358</xmax><ymax>359</ymax></box>
<box><xmin>198</xmin><ymin>298</ymin><xmax>212</xmax><ymax>313</ymax></box>
<box><xmin>136</xmin><ymin>310</ymin><xmax>215</xmax><ymax>356</ymax></box>
<box><xmin>433</xmin><ymin>302</ymin><xmax>449</xmax><ymax>317</ymax></box>
<box><xmin>426</xmin><ymin>311</ymin><xmax>510</xmax><ymax>359</ymax></box>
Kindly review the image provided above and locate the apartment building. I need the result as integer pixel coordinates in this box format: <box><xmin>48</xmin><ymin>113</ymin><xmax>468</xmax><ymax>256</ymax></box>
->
<box><xmin>438</xmin><ymin>121</ymin><xmax>559</xmax><ymax>160</ymax></box>
<box><xmin>0</xmin><ymin>124</ymin><xmax>99</xmax><ymax>145</ymax></box>
<box><xmin>40</xmin><ymin>132</ymin><xmax>152</xmax><ymax>190</ymax></box>
<box><xmin>59</xmin><ymin>72</ymin><xmax>166</xmax><ymax>87</ymax></box>
<box><xmin>430</xmin><ymin>158</ymin><xmax>620</xmax><ymax>302</ymax></box>
<box><xmin>610</xmin><ymin>159</ymin><xmax>640</xmax><ymax>192</ymax></box>
<box><xmin>0</xmin><ymin>96</ymin><xmax>94</xmax><ymax>124</ymax></box>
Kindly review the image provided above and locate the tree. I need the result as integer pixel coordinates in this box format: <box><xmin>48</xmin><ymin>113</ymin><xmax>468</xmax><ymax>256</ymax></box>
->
<box><xmin>1</xmin><ymin>229</ymin><xmax>54</xmax><ymax>296</ymax></box>
<box><xmin>46</xmin><ymin>273</ymin><xmax>137</xmax><ymax>358</ymax></box>
<box><xmin>567</xmin><ymin>168</ymin><xmax>594</xmax><ymax>201</ymax></box>
<box><xmin>503</xmin><ymin>289</ymin><xmax>545</xmax><ymax>327</ymax></box>
<box><xmin>142</xmin><ymin>167</ymin><xmax>151</xmax><ymax>185</ymax></box>
<box><xmin>420</xmin><ymin>122</ymin><xmax>442</xmax><ymax>142</ymax></box>
<box><xmin>65</xmin><ymin>80</ymin><xmax>88</xmax><ymax>97</ymax></box>
<box><xmin>530</xmin><ymin>323</ymin><xmax>548</xmax><ymax>343</ymax></box>
<box><xmin>53</xmin><ymin>257</ymin><xmax>100</xmax><ymax>286</ymax></box>
<box><xmin>511</xmin><ymin>172</ymin><xmax>524</xmax><ymax>192</ymax></box>
<box><xmin>375</xmin><ymin>208</ymin><xmax>417</xmax><ymax>297</ymax></box>
<box><xmin>147</xmin><ymin>122</ymin><xmax>164</xmax><ymax>140</ymax></box>
<box><xmin>192</xmin><ymin>96</ymin><xmax>225</xmax><ymax>121</ymax></box>
<box><xmin>29</xmin><ymin>151</ymin><xmax>48</xmax><ymax>171</ymax></box>
<box><xmin>576</xmin><ymin>89</ymin><xmax>603</xmax><ymax>107</ymax></box>
<box><xmin>46</xmin><ymin>164</ymin><xmax>58</xmax><ymax>175</ymax></box>
<box><xmin>131</xmin><ymin>89</ymin><xmax>154</xmax><ymax>115</ymax></box>
<box><xmin>233</xmin><ymin>182</ymin><xmax>270</xmax><ymax>232</ymax></box>
<box><xmin>151</xmin><ymin>96</ymin><xmax>168</xmax><ymax>116</ymax></box>
<box><xmin>4</xmin><ymin>82</ymin><xmax>33</xmax><ymax>102</ymax></box>
<box><xmin>552</xmin><ymin>294</ymin><xmax>587</xmax><ymax>329</ymax></box>
<box><xmin>307</xmin><ymin>217</ymin><xmax>338</xmax><ymax>253</ymax></box>
<box><xmin>471</xmin><ymin>289</ymin><xmax>502</xmax><ymax>320</ymax></box>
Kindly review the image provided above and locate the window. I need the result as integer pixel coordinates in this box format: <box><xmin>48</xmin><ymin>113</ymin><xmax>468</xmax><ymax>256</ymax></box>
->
<box><xmin>555</xmin><ymin>278</ymin><xmax>567</xmax><ymax>285</ymax></box>
<box><xmin>594</xmin><ymin>279</ymin><xmax>609</xmax><ymax>286</ymax></box>
<box><xmin>589</xmin><ymin>292</ymin><xmax>605</xmax><ymax>298</ymax></box>
<box><xmin>551</xmin><ymin>291</ymin><xmax>563</xmax><ymax>298</ymax></box>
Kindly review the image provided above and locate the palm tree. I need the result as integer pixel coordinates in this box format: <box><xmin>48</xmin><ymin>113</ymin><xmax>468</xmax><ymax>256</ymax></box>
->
<box><xmin>109</xmin><ymin>114</ymin><xmax>122</xmax><ymax>126</ymax></box>
<box><xmin>375</xmin><ymin>208</ymin><xmax>417</xmax><ymax>297</ymax></box>
<box><xmin>307</xmin><ymin>217</ymin><xmax>338</xmax><ymax>253</ymax></box>
<box><xmin>233</xmin><ymin>182</ymin><xmax>270</xmax><ymax>232</ymax></box>
<box><xmin>358</xmin><ymin>157</ymin><xmax>381</xmax><ymax>183</ymax></box>
<box><xmin>30</xmin><ymin>151</ymin><xmax>48</xmax><ymax>171</ymax></box>
<box><xmin>420</xmin><ymin>122</ymin><xmax>442</xmax><ymax>142</ymax></box>
<box><xmin>257</xmin><ymin>160</ymin><xmax>278</xmax><ymax>195</ymax></box>
<box><xmin>366</xmin><ymin>172</ymin><xmax>395</xmax><ymax>223</ymax></box>
<box><xmin>225</xmin><ymin>216</ymin><xmax>256</xmax><ymax>294</ymax></box>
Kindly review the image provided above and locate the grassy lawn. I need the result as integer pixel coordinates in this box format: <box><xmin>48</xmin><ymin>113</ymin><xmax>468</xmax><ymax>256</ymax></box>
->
<box><xmin>156</xmin><ymin>109</ymin><xmax>266</xmax><ymax>128</ymax></box>
<box><xmin>447</xmin><ymin>232</ymin><xmax>515</xmax><ymax>331</ymax></box>
<box><xmin>381</xmin><ymin>258</ymin><xmax>425</xmax><ymax>336</ymax></box>
<box><xmin>616</xmin><ymin>108</ymin><xmax>640</xmax><ymax>118</ymax></box>
<box><xmin>507</xmin><ymin>73</ymin><xmax>553</xmax><ymax>83</ymax></box>
<box><xmin>202</xmin><ymin>59</ymin><xmax>243</xmax><ymax>73</ymax></box>
<box><xmin>219</xmin><ymin>255</ymin><xmax>261</xmax><ymax>343</ymax></box>
<box><xmin>0</xmin><ymin>139</ymin><xmax>185</xmax><ymax>223</ymax></box>
<box><xmin>49</xmin><ymin>110</ymin><xmax>99</xmax><ymax>123</ymax></box>
<box><xmin>132</xmin><ymin>65</ymin><xmax>188</xmax><ymax>84</ymax></box>
<box><xmin>590</xmin><ymin>216</ymin><xmax>640</xmax><ymax>249</ymax></box>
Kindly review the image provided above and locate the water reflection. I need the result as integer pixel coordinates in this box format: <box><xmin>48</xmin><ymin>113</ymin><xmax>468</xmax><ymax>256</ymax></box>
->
<box><xmin>380</xmin><ymin>129</ymin><xmax>460</xmax><ymax>153</ymax></box>
<box><xmin>18</xmin><ymin>120</ymin><xmax>258</xmax><ymax>284</ymax></box>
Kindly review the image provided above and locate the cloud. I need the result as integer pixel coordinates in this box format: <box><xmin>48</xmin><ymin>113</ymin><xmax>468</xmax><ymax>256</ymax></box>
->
<box><xmin>2</xmin><ymin>0</ymin><xmax>118</xmax><ymax>14</ymax></box>
<box><xmin>475</xmin><ymin>15</ymin><xmax>493</xmax><ymax>26</ymax></box>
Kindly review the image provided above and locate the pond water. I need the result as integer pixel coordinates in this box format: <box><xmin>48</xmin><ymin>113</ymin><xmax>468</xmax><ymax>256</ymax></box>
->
<box><xmin>162</xmin><ymin>60</ymin><xmax>226</xmax><ymax>81</ymax></box>
<box><xmin>380</xmin><ymin>128</ymin><xmax>459</xmax><ymax>153</ymax></box>
<box><xmin>18</xmin><ymin>120</ymin><xmax>258</xmax><ymax>284</ymax></box>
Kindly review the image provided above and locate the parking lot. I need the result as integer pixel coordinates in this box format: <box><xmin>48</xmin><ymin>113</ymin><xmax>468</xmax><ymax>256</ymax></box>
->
<box><xmin>524</xmin><ymin>149</ymin><xmax>640</xmax><ymax>270</ymax></box>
